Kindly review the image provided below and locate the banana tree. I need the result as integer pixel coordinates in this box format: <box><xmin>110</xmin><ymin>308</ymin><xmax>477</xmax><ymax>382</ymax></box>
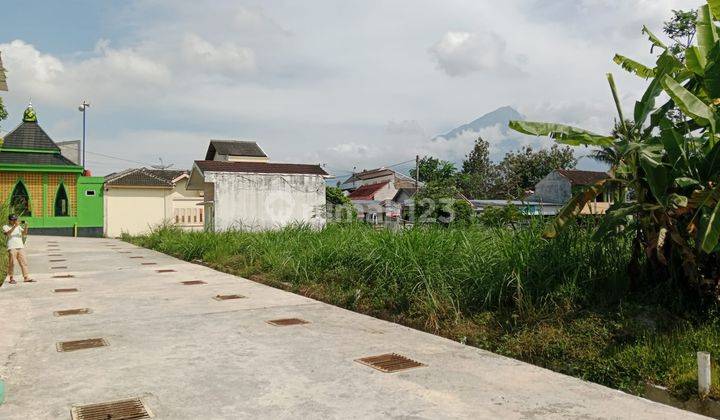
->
<box><xmin>510</xmin><ymin>1</ymin><xmax>720</xmax><ymax>296</ymax></box>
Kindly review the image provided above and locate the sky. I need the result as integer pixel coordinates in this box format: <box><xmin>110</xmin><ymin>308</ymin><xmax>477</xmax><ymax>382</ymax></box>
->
<box><xmin>0</xmin><ymin>0</ymin><xmax>703</xmax><ymax>179</ymax></box>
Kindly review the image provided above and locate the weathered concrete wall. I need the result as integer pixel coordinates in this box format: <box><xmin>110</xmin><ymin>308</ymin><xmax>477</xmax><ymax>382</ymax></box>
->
<box><xmin>533</xmin><ymin>171</ymin><xmax>572</xmax><ymax>204</ymax></box>
<box><xmin>206</xmin><ymin>172</ymin><xmax>326</xmax><ymax>231</ymax></box>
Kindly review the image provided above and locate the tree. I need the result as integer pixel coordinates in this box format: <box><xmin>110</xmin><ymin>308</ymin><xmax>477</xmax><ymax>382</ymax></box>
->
<box><xmin>493</xmin><ymin>144</ymin><xmax>576</xmax><ymax>199</ymax></box>
<box><xmin>326</xmin><ymin>186</ymin><xmax>356</xmax><ymax>222</ymax></box>
<box><xmin>664</xmin><ymin>9</ymin><xmax>698</xmax><ymax>58</ymax></box>
<box><xmin>411</xmin><ymin>156</ymin><xmax>456</xmax><ymax>183</ymax></box>
<box><xmin>457</xmin><ymin>137</ymin><xmax>497</xmax><ymax>199</ymax></box>
<box><xmin>413</xmin><ymin>180</ymin><xmax>474</xmax><ymax>226</ymax></box>
<box><xmin>509</xmin><ymin>1</ymin><xmax>720</xmax><ymax>300</ymax></box>
<box><xmin>0</xmin><ymin>96</ymin><xmax>7</xmax><ymax>136</ymax></box>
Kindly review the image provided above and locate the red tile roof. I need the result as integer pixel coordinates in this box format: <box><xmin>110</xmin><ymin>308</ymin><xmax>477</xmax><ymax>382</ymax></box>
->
<box><xmin>195</xmin><ymin>160</ymin><xmax>328</xmax><ymax>176</ymax></box>
<box><xmin>348</xmin><ymin>182</ymin><xmax>390</xmax><ymax>200</ymax></box>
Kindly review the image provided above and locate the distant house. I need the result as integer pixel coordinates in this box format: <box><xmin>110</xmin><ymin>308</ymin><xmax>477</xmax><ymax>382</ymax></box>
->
<box><xmin>341</xmin><ymin>167</ymin><xmax>420</xmax><ymax>195</ymax></box>
<box><xmin>104</xmin><ymin>168</ymin><xmax>203</xmax><ymax>237</ymax></box>
<box><xmin>341</xmin><ymin>168</ymin><xmax>421</xmax><ymax>224</ymax></box>
<box><xmin>532</xmin><ymin>169</ymin><xmax>611</xmax><ymax>204</ymax></box>
<box><xmin>188</xmin><ymin>140</ymin><xmax>328</xmax><ymax>231</ymax></box>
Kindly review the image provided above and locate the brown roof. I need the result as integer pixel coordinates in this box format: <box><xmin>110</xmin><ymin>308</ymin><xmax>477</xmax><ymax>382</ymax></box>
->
<box><xmin>348</xmin><ymin>182</ymin><xmax>390</xmax><ymax>200</ymax></box>
<box><xmin>555</xmin><ymin>169</ymin><xmax>609</xmax><ymax>186</ymax></box>
<box><xmin>205</xmin><ymin>140</ymin><xmax>267</xmax><ymax>160</ymax></box>
<box><xmin>194</xmin><ymin>160</ymin><xmax>328</xmax><ymax>176</ymax></box>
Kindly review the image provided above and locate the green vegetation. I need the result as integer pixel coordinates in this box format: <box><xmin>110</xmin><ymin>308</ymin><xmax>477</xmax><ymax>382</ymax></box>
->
<box><xmin>128</xmin><ymin>222</ymin><xmax>720</xmax><ymax>399</ymax></box>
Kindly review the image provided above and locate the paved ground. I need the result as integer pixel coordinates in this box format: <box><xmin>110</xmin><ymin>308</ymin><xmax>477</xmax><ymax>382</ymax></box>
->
<box><xmin>0</xmin><ymin>236</ymin><xmax>704</xmax><ymax>419</ymax></box>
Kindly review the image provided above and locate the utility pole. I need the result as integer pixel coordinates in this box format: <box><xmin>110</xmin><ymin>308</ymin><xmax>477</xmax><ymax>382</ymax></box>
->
<box><xmin>78</xmin><ymin>101</ymin><xmax>90</xmax><ymax>168</ymax></box>
<box><xmin>415</xmin><ymin>155</ymin><xmax>420</xmax><ymax>190</ymax></box>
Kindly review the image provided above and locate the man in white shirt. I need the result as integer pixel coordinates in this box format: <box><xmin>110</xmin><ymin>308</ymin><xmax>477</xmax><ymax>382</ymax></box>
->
<box><xmin>3</xmin><ymin>214</ymin><xmax>32</xmax><ymax>284</ymax></box>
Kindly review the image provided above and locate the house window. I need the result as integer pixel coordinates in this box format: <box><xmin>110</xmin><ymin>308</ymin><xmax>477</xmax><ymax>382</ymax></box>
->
<box><xmin>10</xmin><ymin>181</ymin><xmax>31</xmax><ymax>217</ymax></box>
<box><xmin>55</xmin><ymin>184</ymin><xmax>69</xmax><ymax>216</ymax></box>
<box><xmin>85</xmin><ymin>190</ymin><xmax>96</xmax><ymax>196</ymax></box>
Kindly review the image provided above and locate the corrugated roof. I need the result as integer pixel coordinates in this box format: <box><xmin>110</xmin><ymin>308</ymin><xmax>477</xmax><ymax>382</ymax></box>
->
<box><xmin>2</xmin><ymin>121</ymin><xmax>60</xmax><ymax>151</ymax></box>
<box><xmin>205</xmin><ymin>140</ymin><xmax>267</xmax><ymax>160</ymax></box>
<box><xmin>555</xmin><ymin>169</ymin><xmax>609</xmax><ymax>186</ymax></box>
<box><xmin>105</xmin><ymin>168</ymin><xmax>188</xmax><ymax>187</ymax></box>
<box><xmin>348</xmin><ymin>182</ymin><xmax>389</xmax><ymax>200</ymax></box>
<box><xmin>195</xmin><ymin>160</ymin><xmax>328</xmax><ymax>176</ymax></box>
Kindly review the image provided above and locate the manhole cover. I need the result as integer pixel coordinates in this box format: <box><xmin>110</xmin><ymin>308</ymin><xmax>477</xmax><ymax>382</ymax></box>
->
<box><xmin>119</xmin><ymin>251</ymin><xmax>131</xmax><ymax>254</ymax></box>
<box><xmin>54</xmin><ymin>288</ymin><xmax>79</xmax><ymax>293</ymax></box>
<box><xmin>141</xmin><ymin>262</ymin><xmax>157</xmax><ymax>265</ymax></box>
<box><xmin>267</xmin><ymin>318</ymin><xmax>310</xmax><ymax>326</ymax></box>
<box><xmin>50</xmin><ymin>259</ymin><xmax>66</xmax><ymax>262</ymax></box>
<box><xmin>53</xmin><ymin>274</ymin><xmax>75</xmax><ymax>279</ymax></box>
<box><xmin>49</xmin><ymin>254</ymin><xmax>63</xmax><ymax>257</ymax></box>
<box><xmin>156</xmin><ymin>269</ymin><xmax>176</xmax><ymax>273</ymax></box>
<box><xmin>213</xmin><ymin>294</ymin><xmax>245</xmax><ymax>301</ymax></box>
<box><xmin>56</xmin><ymin>338</ymin><xmax>108</xmax><ymax>352</ymax></box>
<box><xmin>181</xmin><ymin>280</ymin><xmax>206</xmax><ymax>285</ymax></box>
<box><xmin>71</xmin><ymin>397</ymin><xmax>153</xmax><ymax>420</ymax></box>
<box><xmin>130</xmin><ymin>256</ymin><xmax>143</xmax><ymax>259</ymax></box>
<box><xmin>51</xmin><ymin>266</ymin><xmax>68</xmax><ymax>269</ymax></box>
<box><xmin>54</xmin><ymin>308</ymin><xmax>91</xmax><ymax>317</ymax></box>
<box><xmin>355</xmin><ymin>353</ymin><xmax>426</xmax><ymax>373</ymax></box>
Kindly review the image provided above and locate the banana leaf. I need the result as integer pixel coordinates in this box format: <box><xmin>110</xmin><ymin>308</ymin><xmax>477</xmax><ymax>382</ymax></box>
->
<box><xmin>508</xmin><ymin>121</ymin><xmax>614</xmax><ymax>146</ymax></box>
<box><xmin>698</xmin><ymin>5</ymin><xmax>719</xmax><ymax>61</ymax></box>
<box><xmin>642</xmin><ymin>26</ymin><xmax>668</xmax><ymax>52</ymax></box>
<box><xmin>613</xmin><ymin>54</ymin><xmax>655</xmax><ymax>78</ymax></box>
<box><xmin>661</xmin><ymin>75</ymin><xmax>717</xmax><ymax>131</ymax></box>
<box><xmin>543</xmin><ymin>180</ymin><xmax>608</xmax><ymax>239</ymax></box>
<box><xmin>704</xmin><ymin>43</ymin><xmax>720</xmax><ymax>98</ymax></box>
<box><xmin>635</xmin><ymin>53</ymin><xmax>681</xmax><ymax>125</ymax></box>
<box><xmin>709</xmin><ymin>0</ymin><xmax>720</xmax><ymax>20</ymax></box>
<box><xmin>686</xmin><ymin>46</ymin><xmax>707</xmax><ymax>76</ymax></box>
<box><xmin>698</xmin><ymin>187</ymin><xmax>720</xmax><ymax>252</ymax></box>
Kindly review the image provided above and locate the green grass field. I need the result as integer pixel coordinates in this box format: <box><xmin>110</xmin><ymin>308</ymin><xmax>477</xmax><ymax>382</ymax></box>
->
<box><xmin>127</xmin><ymin>222</ymin><xmax>720</xmax><ymax>400</ymax></box>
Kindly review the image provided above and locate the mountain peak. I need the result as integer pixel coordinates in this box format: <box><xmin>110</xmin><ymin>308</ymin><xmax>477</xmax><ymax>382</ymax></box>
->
<box><xmin>435</xmin><ymin>106</ymin><xmax>524</xmax><ymax>140</ymax></box>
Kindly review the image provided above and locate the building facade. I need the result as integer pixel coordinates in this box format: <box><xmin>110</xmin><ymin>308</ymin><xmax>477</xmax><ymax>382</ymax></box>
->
<box><xmin>0</xmin><ymin>105</ymin><xmax>103</xmax><ymax>236</ymax></box>
<box><xmin>104</xmin><ymin>168</ymin><xmax>203</xmax><ymax>237</ymax></box>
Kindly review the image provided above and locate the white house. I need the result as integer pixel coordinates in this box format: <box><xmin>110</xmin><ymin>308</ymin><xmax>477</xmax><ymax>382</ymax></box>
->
<box><xmin>188</xmin><ymin>141</ymin><xmax>328</xmax><ymax>231</ymax></box>
<box><xmin>104</xmin><ymin>168</ymin><xmax>204</xmax><ymax>237</ymax></box>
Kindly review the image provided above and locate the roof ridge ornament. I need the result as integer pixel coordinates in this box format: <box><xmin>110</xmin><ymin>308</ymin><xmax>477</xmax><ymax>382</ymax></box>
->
<box><xmin>23</xmin><ymin>101</ymin><xmax>37</xmax><ymax>123</ymax></box>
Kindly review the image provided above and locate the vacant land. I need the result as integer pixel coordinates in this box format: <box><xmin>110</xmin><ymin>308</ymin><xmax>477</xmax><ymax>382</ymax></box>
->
<box><xmin>128</xmin><ymin>223</ymin><xmax>720</xmax><ymax>401</ymax></box>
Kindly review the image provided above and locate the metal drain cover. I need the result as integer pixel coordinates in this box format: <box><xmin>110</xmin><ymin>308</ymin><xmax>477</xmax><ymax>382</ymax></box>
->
<box><xmin>267</xmin><ymin>318</ymin><xmax>310</xmax><ymax>326</ymax></box>
<box><xmin>355</xmin><ymin>353</ymin><xmax>426</xmax><ymax>373</ymax></box>
<box><xmin>48</xmin><ymin>254</ymin><xmax>63</xmax><ymax>257</ymax></box>
<box><xmin>54</xmin><ymin>288</ymin><xmax>78</xmax><ymax>293</ymax></box>
<box><xmin>53</xmin><ymin>274</ymin><xmax>75</xmax><ymax>279</ymax></box>
<box><xmin>54</xmin><ymin>308</ymin><xmax>91</xmax><ymax>317</ymax></box>
<box><xmin>57</xmin><ymin>338</ymin><xmax>108</xmax><ymax>352</ymax></box>
<box><xmin>181</xmin><ymin>280</ymin><xmax>206</xmax><ymax>285</ymax></box>
<box><xmin>71</xmin><ymin>397</ymin><xmax>153</xmax><ymax>420</ymax></box>
<box><xmin>213</xmin><ymin>294</ymin><xmax>245</xmax><ymax>301</ymax></box>
<box><xmin>50</xmin><ymin>259</ymin><xmax>66</xmax><ymax>262</ymax></box>
<box><xmin>141</xmin><ymin>262</ymin><xmax>157</xmax><ymax>265</ymax></box>
<box><xmin>156</xmin><ymin>269</ymin><xmax>176</xmax><ymax>273</ymax></box>
<box><xmin>130</xmin><ymin>256</ymin><xmax>143</xmax><ymax>259</ymax></box>
<box><xmin>51</xmin><ymin>266</ymin><xmax>68</xmax><ymax>269</ymax></box>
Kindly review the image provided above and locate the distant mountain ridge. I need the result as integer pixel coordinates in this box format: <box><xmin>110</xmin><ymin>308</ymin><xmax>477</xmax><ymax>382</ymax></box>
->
<box><xmin>434</xmin><ymin>106</ymin><xmax>525</xmax><ymax>140</ymax></box>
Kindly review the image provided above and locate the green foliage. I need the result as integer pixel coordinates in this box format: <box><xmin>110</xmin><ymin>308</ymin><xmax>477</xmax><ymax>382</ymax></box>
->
<box><xmin>326</xmin><ymin>186</ymin><xmax>357</xmax><ymax>222</ymax></box>
<box><xmin>411</xmin><ymin>156</ymin><xmax>456</xmax><ymax>183</ymax></box>
<box><xmin>493</xmin><ymin>144</ymin><xmax>577</xmax><ymax>198</ymax></box>
<box><xmin>477</xmin><ymin>204</ymin><xmax>523</xmax><ymax>228</ymax></box>
<box><xmin>664</xmin><ymin>9</ymin><xmax>699</xmax><ymax>57</ymax></box>
<box><xmin>413</xmin><ymin>180</ymin><xmax>474</xmax><ymax>226</ymax></box>
<box><xmin>457</xmin><ymin>137</ymin><xmax>498</xmax><ymax>199</ymax></box>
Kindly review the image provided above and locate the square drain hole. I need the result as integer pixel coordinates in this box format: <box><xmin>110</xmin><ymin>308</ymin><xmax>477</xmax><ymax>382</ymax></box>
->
<box><xmin>71</xmin><ymin>397</ymin><xmax>153</xmax><ymax>420</ymax></box>
<box><xmin>267</xmin><ymin>318</ymin><xmax>310</xmax><ymax>326</ymax></box>
<box><xmin>54</xmin><ymin>288</ymin><xmax>78</xmax><ymax>293</ymax></box>
<box><xmin>119</xmin><ymin>251</ymin><xmax>131</xmax><ymax>254</ymax></box>
<box><xmin>156</xmin><ymin>269</ymin><xmax>176</xmax><ymax>273</ymax></box>
<box><xmin>50</xmin><ymin>259</ymin><xmax>66</xmax><ymax>262</ymax></box>
<box><xmin>355</xmin><ymin>353</ymin><xmax>426</xmax><ymax>373</ymax></box>
<box><xmin>54</xmin><ymin>308</ymin><xmax>91</xmax><ymax>317</ymax></box>
<box><xmin>49</xmin><ymin>254</ymin><xmax>63</xmax><ymax>257</ymax></box>
<box><xmin>141</xmin><ymin>262</ymin><xmax>157</xmax><ymax>265</ymax></box>
<box><xmin>51</xmin><ymin>266</ymin><xmax>68</xmax><ymax>269</ymax></box>
<box><xmin>130</xmin><ymin>256</ymin><xmax>143</xmax><ymax>259</ymax></box>
<box><xmin>181</xmin><ymin>280</ymin><xmax>206</xmax><ymax>285</ymax></box>
<box><xmin>53</xmin><ymin>274</ymin><xmax>75</xmax><ymax>279</ymax></box>
<box><xmin>56</xmin><ymin>338</ymin><xmax>108</xmax><ymax>352</ymax></box>
<box><xmin>213</xmin><ymin>294</ymin><xmax>246</xmax><ymax>301</ymax></box>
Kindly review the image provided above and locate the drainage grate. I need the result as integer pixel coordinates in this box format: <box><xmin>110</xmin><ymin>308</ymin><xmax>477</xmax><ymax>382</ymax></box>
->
<box><xmin>56</xmin><ymin>338</ymin><xmax>108</xmax><ymax>352</ymax></box>
<box><xmin>156</xmin><ymin>269</ymin><xmax>176</xmax><ymax>273</ymax></box>
<box><xmin>49</xmin><ymin>254</ymin><xmax>63</xmax><ymax>257</ymax></box>
<box><xmin>119</xmin><ymin>251</ymin><xmax>132</xmax><ymax>254</ymax></box>
<box><xmin>181</xmin><ymin>280</ymin><xmax>206</xmax><ymax>285</ymax></box>
<box><xmin>50</xmin><ymin>259</ymin><xmax>66</xmax><ymax>262</ymax></box>
<box><xmin>51</xmin><ymin>266</ymin><xmax>68</xmax><ymax>269</ymax></box>
<box><xmin>141</xmin><ymin>262</ymin><xmax>157</xmax><ymax>265</ymax></box>
<box><xmin>54</xmin><ymin>308</ymin><xmax>91</xmax><ymax>317</ymax></box>
<box><xmin>129</xmin><ymin>256</ymin><xmax>143</xmax><ymax>259</ymax></box>
<box><xmin>267</xmin><ymin>318</ymin><xmax>310</xmax><ymax>326</ymax></box>
<box><xmin>355</xmin><ymin>353</ymin><xmax>426</xmax><ymax>373</ymax></box>
<box><xmin>213</xmin><ymin>294</ymin><xmax>246</xmax><ymax>301</ymax></box>
<box><xmin>54</xmin><ymin>288</ymin><xmax>78</xmax><ymax>293</ymax></box>
<box><xmin>71</xmin><ymin>397</ymin><xmax>153</xmax><ymax>420</ymax></box>
<box><xmin>53</xmin><ymin>274</ymin><xmax>75</xmax><ymax>279</ymax></box>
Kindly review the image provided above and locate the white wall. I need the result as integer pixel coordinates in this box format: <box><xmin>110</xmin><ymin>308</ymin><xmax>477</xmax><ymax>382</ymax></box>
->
<box><xmin>105</xmin><ymin>187</ymin><xmax>171</xmax><ymax>237</ymax></box>
<box><xmin>533</xmin><ymin>171</ymin><xmax>572</xmax><ymax>204</ymax></box>
<box><xmin>205</xmin><ymin>172</ymin><xmax>326</xmax><ymax>231</ymax></box>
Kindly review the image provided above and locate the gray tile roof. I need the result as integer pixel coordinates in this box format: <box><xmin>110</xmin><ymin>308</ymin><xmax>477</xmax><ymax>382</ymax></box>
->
<box><xmin>2</xmin><ymin>121</ymin><xmax>60</xmax><ymax>151</ymax></box>
<box><xmin>195</xmin><ymin>160</ymin><xmax>328</xmax><ymax>176</ymax></box>
<box><xmin>105</xmin><ymin>168</ymin><xmax>188</xmax><ymax>187</ymax></box>
<box><xmin>0</xmin><ymin>151</ymin><xmax>79</xmax><ymax>166</ymax></box>
<box><xmin>205</xmin><ymin>140</ymin><xmax>267</xmax><ymax>160</ymax></box>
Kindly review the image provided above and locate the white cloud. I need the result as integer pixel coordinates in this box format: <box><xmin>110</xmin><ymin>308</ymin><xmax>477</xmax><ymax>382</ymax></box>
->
<box><xmin>182</xmin><ymin>34</ymin><xmax>256</xmax><ymax>75</ymax></box>
<box><xmin>429</xmin><ymin>31</ymin><xmax>521</xmax><ymax>77</ymax></box>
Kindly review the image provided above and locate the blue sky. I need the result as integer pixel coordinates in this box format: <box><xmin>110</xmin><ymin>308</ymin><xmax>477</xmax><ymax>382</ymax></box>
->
<box><xmin>0</xmin><ymin>0</ymin><xmax>703</xmax><ymax>176</ymax></box>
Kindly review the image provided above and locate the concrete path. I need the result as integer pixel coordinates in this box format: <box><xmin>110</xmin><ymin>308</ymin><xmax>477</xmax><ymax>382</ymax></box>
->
<box><xmin>0</xmin><ymin>236</ymin><xmax>703</xmax><ymax>419</ymax></box>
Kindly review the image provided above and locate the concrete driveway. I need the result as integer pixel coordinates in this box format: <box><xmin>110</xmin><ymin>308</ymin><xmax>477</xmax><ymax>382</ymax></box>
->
<box><xmin>0</xmin><ymin>236</ymin><xmax>704</xmax><ymax>419</ymax></box>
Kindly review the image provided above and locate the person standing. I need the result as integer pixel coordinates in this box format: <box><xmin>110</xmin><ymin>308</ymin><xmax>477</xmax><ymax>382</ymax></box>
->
<box><xmin>3</xmin><ymin>214</ymin><xmax>33</xmax><ymax>284</ymax></box>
